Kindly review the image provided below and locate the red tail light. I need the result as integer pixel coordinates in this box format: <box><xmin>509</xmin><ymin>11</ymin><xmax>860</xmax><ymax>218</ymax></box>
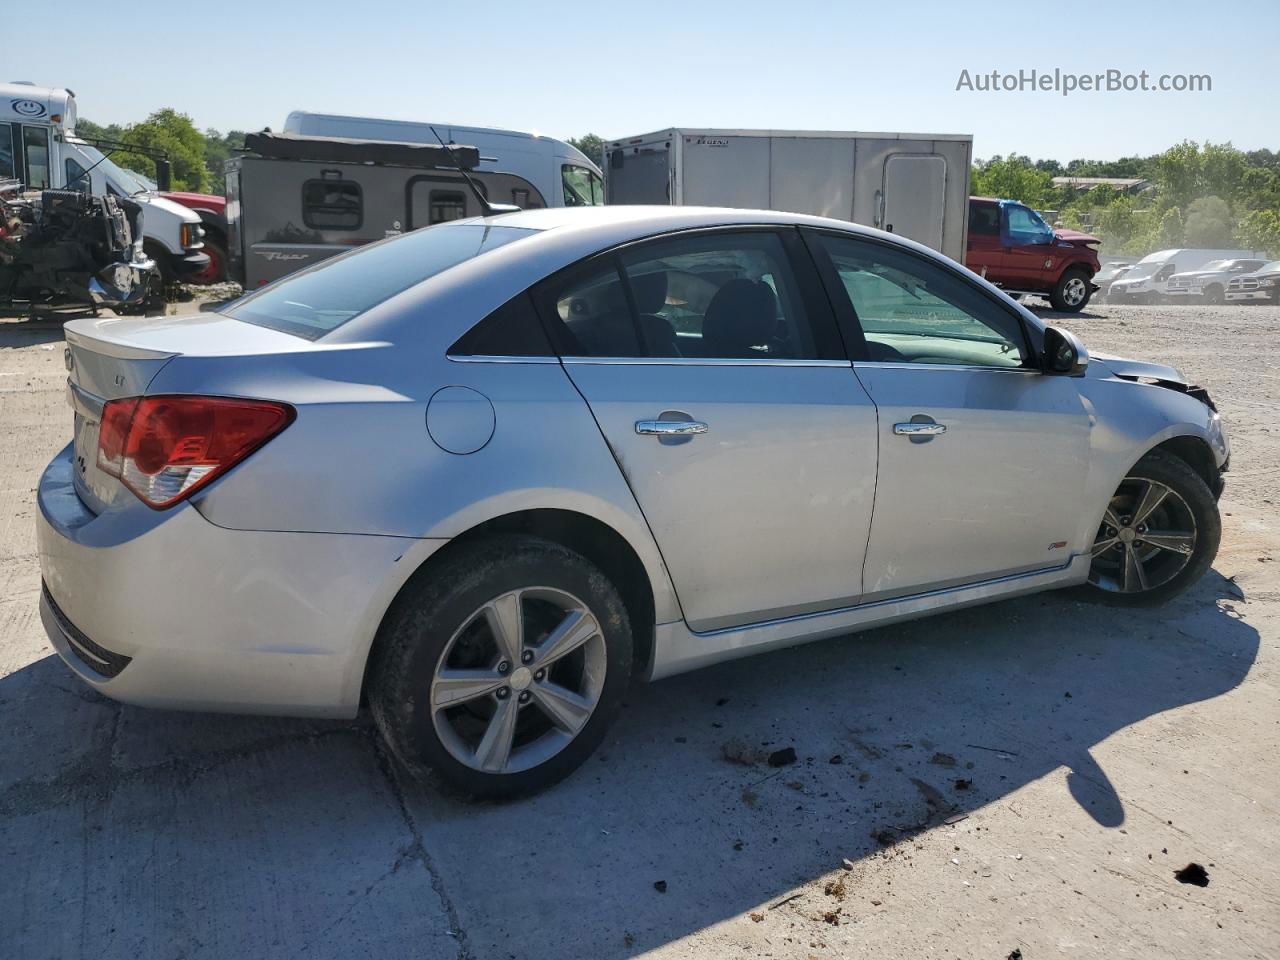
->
<box><xmin>97</xmin><ymin>395</ymin><xmax>295</xmax><ymax>509</ymax></box>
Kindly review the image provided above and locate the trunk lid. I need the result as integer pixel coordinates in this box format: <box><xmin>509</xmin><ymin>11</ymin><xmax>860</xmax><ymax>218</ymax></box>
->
<box><xmin>62</xmin><ymin>312</ymin><xmax>310</xmax><ymax>513</ymax></box>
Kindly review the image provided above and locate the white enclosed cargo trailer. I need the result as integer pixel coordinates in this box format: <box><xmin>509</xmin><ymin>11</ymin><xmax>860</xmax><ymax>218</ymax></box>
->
<box><xmin>605</xmin><ymin>128</ymin><xmax>973</xmax><ymax>263</ymax></box>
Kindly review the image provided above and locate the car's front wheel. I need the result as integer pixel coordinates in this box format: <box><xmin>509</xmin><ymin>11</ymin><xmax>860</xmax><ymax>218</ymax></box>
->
<box><xmin>1051</xmin><ymin>268</ymin><xmax>1092</xmax><ymax>312</ymax></box>
<box><xmin>1083</xmin><ymin>452</ymin><xmax>1220</xmax><ymax>606</ymax></box>
<box><xmin>369</xmin><ymin>536</ymin><xmax>632</xmax><ymax>799</ymax></box>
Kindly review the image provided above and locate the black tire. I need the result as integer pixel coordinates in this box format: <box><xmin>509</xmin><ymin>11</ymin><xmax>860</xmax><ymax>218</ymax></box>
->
<box><xmin>1076</xmin><ymin>451</ymin><xmax>1221</xmax><ymax>607</ymax></box>
<box><xmin>1050</xmin><ymin>267</ymin><xmax>1092</xmax><ymax>312</ymax></box>
<box><xmin>369</xmin><ymin>535</ymin><xmax>633</xmax><ymax>800</ymax></box>
<box><xmin>1202</xmin><ymin>283</ymin><xmax>1225</xmax><ymax>305</ymax></box>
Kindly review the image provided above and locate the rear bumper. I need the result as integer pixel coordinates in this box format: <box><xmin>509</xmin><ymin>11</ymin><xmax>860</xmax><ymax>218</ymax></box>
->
<box><xmin>36</xmin><ymin>444</ymin><xmax>442</xmax><ymax>717</ymax></box>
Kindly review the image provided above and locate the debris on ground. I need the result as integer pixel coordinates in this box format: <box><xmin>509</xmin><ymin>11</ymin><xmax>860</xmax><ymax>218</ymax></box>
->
<box><xmin>722</xmin><ymin>738</ymin><xmax>765</xmax><ymax>765</ymax></box>
<box><xmin>953</xmin><ymin>778</ymin><xmax>973</xmax><ymax>790</ymax></box>
<box><xmin>821</xmin><ymin>909</ymin><xmax>841</xmax><ymax>925</ymax></box>
<box><xmin>1175</xmin><ymin>863</ymin><xmax>1210</xmax><ymax>887</ymax></box>
<box><xmin>749</xmin><ymin>912</ymin><xmax>764</xmax><ymax>923</ymax></box>
<box><xmin>768</xmin><ymin>893</ymin><xmax>804</xmax><ymax>910</ymax></box>
<box><xmin>828</xmin><ymin>754</ymin><xmax>843</xmax><ymax>764</ymax></box>
<box><xmin>1007</xmin><ymin>950</ymin><xmax>1023</xmax><ymax>960</ymax></box>
<box><xmin>872</xmin><ymin>827</ymin><xmax>898</xmax><ymax>847</ymax></box>
<box><xmin>824</xmin><ymin>876</ymin><xmax>847</xmax><ymax>899</ymax></box>
<box><xmin>741</xmin><ymin>787</ymin><xmax>759</xmax><ymax>807</ymax></box>
<box><xmin>841</xmin><ymin>858</ymin><xmax>855</xmax><ymax>871</ymax></box>
<box><xmin>929</xmin><ymin>752</ymin><xmax>958</xmax><ymax>767</ymax></box>
<box><xmin>623</xmin><ymin>932</ymin><xmax>635</xmax><ymax>947</ymax></box>
<box><xmin>768</xmin><ymin>747</ymin><xmax>798</xmax><ymax>767</ymax></box>
<box><xmin>653</xmin><ymin>880</ymin><xmax>667</xmax><ymax>893</ymax></box>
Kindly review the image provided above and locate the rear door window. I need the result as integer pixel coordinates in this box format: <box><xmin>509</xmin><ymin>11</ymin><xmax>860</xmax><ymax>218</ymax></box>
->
<box><xmin>536</xmin><ymin>230</ymin><xmax>841</xmax><ymax>360</ymax></box>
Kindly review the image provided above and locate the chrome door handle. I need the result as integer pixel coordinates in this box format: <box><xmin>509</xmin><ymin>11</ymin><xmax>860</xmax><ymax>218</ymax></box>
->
<box><xmin>635</xmin><ymin>419</ymin><xmax>708</xmax><ymax>437</ymax></box>
<box><xmin>893</xmin><ymin>421</ymin><xmax>946</xmax><ymax>437</ymax></box>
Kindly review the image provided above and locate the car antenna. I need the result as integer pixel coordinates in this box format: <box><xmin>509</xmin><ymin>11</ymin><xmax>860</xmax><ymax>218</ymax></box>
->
<box><xmin>428</xmin><ymin>126</ymin><xmax>519</xmax><ymax>217</ymax></box>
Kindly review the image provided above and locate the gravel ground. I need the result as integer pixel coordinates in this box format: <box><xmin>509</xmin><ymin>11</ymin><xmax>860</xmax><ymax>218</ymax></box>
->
<box><xmin>1</xmin><ymin>303</ymin><xmax>1277</xmax><ymax>960</ymax></box>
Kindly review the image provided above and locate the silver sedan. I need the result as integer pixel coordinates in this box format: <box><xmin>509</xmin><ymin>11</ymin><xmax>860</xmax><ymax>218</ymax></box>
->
<box><xmin>38</xmin><ymin>207</ymin><xmax>1229</xmax><ymax>798</ymax></box>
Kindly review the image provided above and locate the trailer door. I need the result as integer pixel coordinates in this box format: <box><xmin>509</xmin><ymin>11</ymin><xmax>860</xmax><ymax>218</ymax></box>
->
<box><xmin>881</xmin><ymin>154</ymin><xmax>947</xmax><ymax>252</ymax></box>
<box><xmin>606</xmin><ymin>145</ymin><xmax>671</xmax><ymax>204</ymax></box>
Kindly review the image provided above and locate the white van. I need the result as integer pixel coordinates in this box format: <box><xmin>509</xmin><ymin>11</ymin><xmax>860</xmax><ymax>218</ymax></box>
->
<box><xmin>283</xmin><ymin>111</ymin><xmax>604</xmax><ymax>209</ymax></box>
<box><xmin>1</xmin><ymin>82</ymin><xmax>207</xmax><ymax>280</ymax></box>
<box><xmin>1109</xmin><ymin>248</ymin><xmax>1269</xmax><ymax>303</ymax></box>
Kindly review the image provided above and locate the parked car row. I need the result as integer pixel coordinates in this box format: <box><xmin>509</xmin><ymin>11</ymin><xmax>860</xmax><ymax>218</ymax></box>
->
<box><xmin>1104</xmin><ymin>249</ymin><xmax>1276</xmax><ymax>304</ymax></box>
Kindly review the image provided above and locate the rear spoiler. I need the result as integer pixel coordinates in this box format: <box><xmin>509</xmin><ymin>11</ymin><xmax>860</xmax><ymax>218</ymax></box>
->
<box><xmin>241</xmin><ymin>131</ymin><xmax>480</xmax><ymax>170</ymax></box>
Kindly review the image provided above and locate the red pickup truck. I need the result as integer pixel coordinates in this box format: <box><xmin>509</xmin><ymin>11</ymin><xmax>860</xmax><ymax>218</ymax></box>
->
<box><xmin>159</xmin><ymin>190</ymin><xmax>228</xmax><ymax>285</ymax></box>
<box><xmin>965</xmin><ymin>197</ymin><xmax>1100</xmax><ymax>312</ymax></box>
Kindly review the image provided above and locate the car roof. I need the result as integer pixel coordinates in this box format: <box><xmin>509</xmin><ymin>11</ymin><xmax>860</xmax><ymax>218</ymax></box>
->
<box><xmin>455</xmin><ymin>204</ymin><xmax>873</xmax><ymax>236</ymax></box>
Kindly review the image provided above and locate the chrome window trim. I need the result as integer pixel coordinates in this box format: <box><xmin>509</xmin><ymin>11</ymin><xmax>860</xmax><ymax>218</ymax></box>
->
<box><xmin>852</xmin><ymin>360</ymin><xmax>1041</xmax><ymax>375</ymax></box>
<box><xmin>446</xmin><ymin>354</ymin><xmax>560</xmax><ymax>365</ymax></box>
<box><xmin>561</xmin><ymin>356</ymin><xmax>852</xmax><ymax>368</ymax></box>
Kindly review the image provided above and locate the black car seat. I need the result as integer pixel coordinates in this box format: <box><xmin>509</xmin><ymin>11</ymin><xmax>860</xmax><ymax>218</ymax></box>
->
<box><xmin>700</xmin><ymin>279</ymin><xmax>780</xmax><ymax>357</ymax></box>
<box><xmin>629</xmin><ymin>270</ymin><xmax>680</xmax><ymax>357</ymax></box>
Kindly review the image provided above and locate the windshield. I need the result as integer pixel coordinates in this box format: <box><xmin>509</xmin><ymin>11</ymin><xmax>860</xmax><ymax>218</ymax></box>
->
<box><xmin>1260</xmin><ymin>261</ymin><xmax>1280</xmax><ymax>275</ymax></box>
<box><xmin>561</xmin><ymin>165</ymin><xmax>604</xmax><ymax>206</ymax></box>
<box><xmin>228</xmin><ymin>224</ymin><xmax>536</xmax><ymax>339</ymax></box>
<box><xmin>1197</xmin><ymin>260</ymin><xmax>1230</xmax><ymax>272</ymax></box>
<box><xmin>76</xmin><ymin>144</ymin><xmax>150</xmax><ymax>194</ymax></box>
<box><xmin>1125</xmin><ymin>259</ymin><xmax>1165</xmax><ymax>280</ymax></box>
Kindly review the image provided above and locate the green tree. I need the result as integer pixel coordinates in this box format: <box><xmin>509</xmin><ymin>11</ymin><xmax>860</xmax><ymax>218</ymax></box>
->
<box><xmin>568</xmin><ymin>133</ymin><xmax>605</xmax><ymax>169</ymax></box>
<box><xmin>203</xmin><ymin>128</ymin><xmax>246</xmax><ymax>193</ymax></box>
<box><xmin>1236</xmin><ymin>209</ymin><xmax>1280</xmax><ymax>255</ymax></box>
<box><xmin>970</xmin><ymin>154</ymin><xmax>1052</xmax><ymax>206</ymax></box>
<box><xmin>116</xmin><ymin>109</ymin><xmax>210</xmax><ymax>192</ymax></box>
<box><xmin>1183</xmin><ymin>196</ymin><xmax>1233</xmax><ymax>247</ymax></box>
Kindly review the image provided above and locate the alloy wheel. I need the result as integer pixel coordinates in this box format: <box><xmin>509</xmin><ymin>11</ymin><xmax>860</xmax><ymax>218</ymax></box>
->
<box><xmin>1063</xmin><ymin>276</ymin><xmax>1087</xmax><ymax>306</ymax></box>
<box><xmin>1088</xmin><ymin>477</ymin><xmax>1197</xmax><ymax>593</ymax></box>
<box><xmin>429</xmin><ymin>587</ymin><xmax>606</xmax><ymax>774</ymax></box>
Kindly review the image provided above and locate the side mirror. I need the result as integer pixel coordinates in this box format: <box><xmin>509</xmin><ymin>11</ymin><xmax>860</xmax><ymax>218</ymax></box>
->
<box><xmin>1043</xmin><ymin>325</ymin><xmax>1089</xmax><ymax>376</ymax></box>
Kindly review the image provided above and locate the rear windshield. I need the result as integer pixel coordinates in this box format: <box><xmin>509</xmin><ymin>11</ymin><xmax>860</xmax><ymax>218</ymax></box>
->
<box><xmin>228</xmin><ymin>224</ymin><xmax>535</xmax><ymax>339</ymax></box>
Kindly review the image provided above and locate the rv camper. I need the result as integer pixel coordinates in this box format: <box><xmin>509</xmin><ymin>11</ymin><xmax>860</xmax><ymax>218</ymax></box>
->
<box><xmin>284</xmin><ymin>112</ymin><xmax>604</xmax><ymax>210</ymax></box>
<box><xmin>227</xmin><ymin>131</ymin><xmax>547</xmax><ymax>288</ymax></box>
<box><xmin>605</xmin><ymin>128</ymin><xmax>972</xmax><ymax>263</ymax></box>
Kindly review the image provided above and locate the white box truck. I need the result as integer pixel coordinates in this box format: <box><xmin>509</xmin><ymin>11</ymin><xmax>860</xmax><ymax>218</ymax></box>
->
<box><xmin>604</xmin><ymin>128</ymin><xmax>973</xmax><ymax>263</ymax></box>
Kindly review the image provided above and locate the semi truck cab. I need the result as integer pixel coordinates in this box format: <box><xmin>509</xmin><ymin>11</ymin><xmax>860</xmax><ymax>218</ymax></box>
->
<box><xmin>2</xmin><ymin>82</ymin><xmax>208</xmax><ymax>280</ymax></box>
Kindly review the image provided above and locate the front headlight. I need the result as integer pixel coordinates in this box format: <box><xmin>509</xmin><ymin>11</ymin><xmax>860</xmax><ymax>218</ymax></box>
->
<box><xmin>1260</xmin><ymin>278</ymin><xmax>1277</xmax><ymax>288</ymax></box>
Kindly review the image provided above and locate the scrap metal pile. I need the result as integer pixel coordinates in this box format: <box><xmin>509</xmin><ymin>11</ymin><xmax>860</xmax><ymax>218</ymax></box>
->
<box><xmin>0</xmin><ymin>179</ymin><xmax>155</xmax><ymax>310</ymax></box>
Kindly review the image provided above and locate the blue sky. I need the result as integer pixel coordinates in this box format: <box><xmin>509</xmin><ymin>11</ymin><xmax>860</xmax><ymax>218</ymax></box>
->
<box><xmin>10</xmin><ymin>0</ymin><xmax>1278</xmax><ymax>162</ymax></box>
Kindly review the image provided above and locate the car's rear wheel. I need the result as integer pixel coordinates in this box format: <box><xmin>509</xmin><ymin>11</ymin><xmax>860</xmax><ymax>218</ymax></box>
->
<box><xmin>369</xmin><ymin>536</ymin><xmax>632</xmax><ymax>799</ymax></box>
<box><xmin>1082</xmin><ymin>452</ymin><xmax>1220</xmax><ymax>606</ymax></box>
<box><xmin>1050</xmin><ymin>268</ymin><xmax>1092</xmax><ymax>312</ymax></box>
